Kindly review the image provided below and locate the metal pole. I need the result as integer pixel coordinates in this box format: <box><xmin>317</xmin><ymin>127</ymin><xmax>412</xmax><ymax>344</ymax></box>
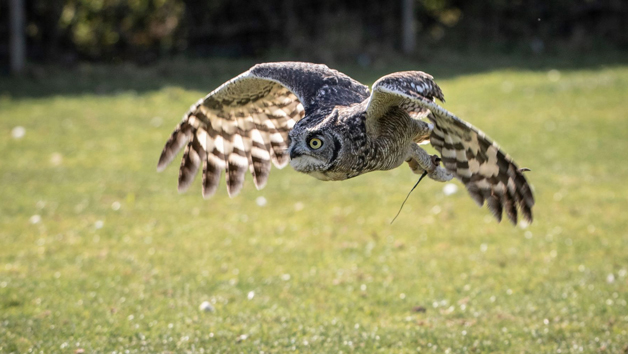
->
<box><xmin>401</xmin><ymin>0</ymin><xmax>415</xmax><ymax>54</ymax></box>
<box><xmin>10</xmin><ymin>0</ymin><xmax>26</xmax><ymax>74</ymax></box>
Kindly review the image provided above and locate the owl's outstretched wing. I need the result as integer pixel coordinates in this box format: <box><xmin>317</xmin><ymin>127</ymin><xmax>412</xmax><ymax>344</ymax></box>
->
<box><xmin>157</xmin><ymin>62</ymin><xmax>370</xmax><ymax>197</ymax></box>
<box><xmin>366</xmin><ymin>72</ymin><xmax>534</xmax><ymax>224</ymax></box>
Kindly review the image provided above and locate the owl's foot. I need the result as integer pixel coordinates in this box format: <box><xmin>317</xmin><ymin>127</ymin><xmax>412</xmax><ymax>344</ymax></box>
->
<box><xmin>427</xmin><ymin>155</ymin><xmax>453</xmax><ymax>182</ymax></box>
<box><xmin>406</xmin><ymin>145</ymin><xmax>453</xmax><ymax>182</ymax></box>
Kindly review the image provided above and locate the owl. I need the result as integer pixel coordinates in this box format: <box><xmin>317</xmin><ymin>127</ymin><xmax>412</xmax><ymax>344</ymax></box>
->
<box><xmin>157</xmin><ymin>62</ymin><xmax>534</xmax><ymax>224</ymax></box>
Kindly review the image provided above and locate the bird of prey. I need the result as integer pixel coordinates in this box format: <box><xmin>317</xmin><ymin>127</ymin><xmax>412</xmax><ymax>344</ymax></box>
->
<box><xmin>157</xmin><ymin>62</ymin><xmax>534</xmax><ymax>224</ymax></box>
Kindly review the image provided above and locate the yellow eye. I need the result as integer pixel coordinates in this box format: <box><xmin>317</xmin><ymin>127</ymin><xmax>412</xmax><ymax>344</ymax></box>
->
<box><xmin>308</xmin><ymin>138</ymin><xmax>323</xmax><ymax>150</ymax></box>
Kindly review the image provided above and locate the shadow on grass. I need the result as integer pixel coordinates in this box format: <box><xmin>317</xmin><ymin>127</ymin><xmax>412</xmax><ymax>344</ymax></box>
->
<box><xmin>2</xmin><ymin>51</ymin><xmax>627</xmax><ymax>99</ymax></box>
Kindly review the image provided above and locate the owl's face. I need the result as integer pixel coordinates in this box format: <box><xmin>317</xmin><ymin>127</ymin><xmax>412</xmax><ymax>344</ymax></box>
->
<box><xmin>287</xmin><ymin>125</ymin><xmax>342</xmax><ymax>178</ymax></box>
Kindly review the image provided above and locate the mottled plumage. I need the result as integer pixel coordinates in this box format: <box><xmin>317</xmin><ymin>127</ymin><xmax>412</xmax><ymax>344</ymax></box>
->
<box><xmin>157</xmin><ymin>62</ymin><xmax>535</xmax><ymax>224</ymax></box>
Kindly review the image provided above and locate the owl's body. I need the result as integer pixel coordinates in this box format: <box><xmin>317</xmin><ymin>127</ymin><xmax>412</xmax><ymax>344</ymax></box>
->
<box><xmin>158</xmin><ymin>62</ymin><xmax>534</xmax><ymax>224</ymax></box>
<box><xmin>289</xmin><ymin>102</ymin><xmax>424</xmax><ymax>181</ymax></box>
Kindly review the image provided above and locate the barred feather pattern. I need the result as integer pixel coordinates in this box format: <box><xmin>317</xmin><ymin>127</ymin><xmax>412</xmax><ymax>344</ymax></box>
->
<box><xmin>157</xmin><ymin>62</ymin><xmax>370</xmax><ymax>198</ymax></box>
<box><xmin>366</xmin><ymin>71</ymin><xmax>443</xmax><ymax>136</ymax></box>
<box><xmin>368</xmin><ymin>73</ymin><xmax>535</xmax><ymax>224</ymax></box>
<box><xmin>428</xmin><ymin>113</ymin><xmax>534</xmax><ymax>224</ymax></box>
<box><xmin>157</xmin><ymin>85</ymin><xmax>305</xmax><ymax>198</ymax></box>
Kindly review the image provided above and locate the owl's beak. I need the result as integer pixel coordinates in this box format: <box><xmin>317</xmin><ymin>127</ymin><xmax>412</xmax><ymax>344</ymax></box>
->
<box><xmin>289</xmin><ymin>148</ymin><xmax>302</xmax><ymax>160</ymax></box>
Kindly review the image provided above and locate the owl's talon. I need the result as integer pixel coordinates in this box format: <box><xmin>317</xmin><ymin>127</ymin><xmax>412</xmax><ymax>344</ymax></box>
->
<box><xmin>428</xmin><ymin>166</ymin><xmax>453</xmax><ymax>182</ymax></box>
<box><xmin>406</xmin><ymin>146</ymin><xmax>452</xmax><ymax>182</ymax></box>
<box><xmin>424</xmin><ymin>154</ymin><xmax>451</xmax><ymax>181</ymax></box>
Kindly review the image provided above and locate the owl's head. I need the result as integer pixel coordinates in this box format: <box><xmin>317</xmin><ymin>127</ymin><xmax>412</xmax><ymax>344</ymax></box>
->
<box><xmin>287</xmin><ymin>125</ymin><xmax>342</xmax><ymax>179</ymax></box>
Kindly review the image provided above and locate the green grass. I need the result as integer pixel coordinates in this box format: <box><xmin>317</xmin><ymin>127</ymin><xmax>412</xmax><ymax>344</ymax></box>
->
<box><xmin>1</xmin><ymin>57</ymin><xmax>628</xmax><ymax>353</ymax></box>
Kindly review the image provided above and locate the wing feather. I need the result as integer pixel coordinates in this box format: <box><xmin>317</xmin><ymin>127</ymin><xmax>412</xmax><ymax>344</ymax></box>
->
<box><xmin>157</xmin><ymin>120</ymin><xmax>194</xmax><ymax>172</ymax></box>
<box><xmin>249</xmin><ymin>109</ymin><xmax>273</xmax><ymax>189</ymax></box>
<box><xmin>178</xmin><ymin>138</ymin><xmax>203</xmax><ymax>193</ymax></box>
<box><xmin>202</xmin><ymin>129</ymin><xmax>223</xmax><ymax>199</ymax></box>
<box><xmin>157</xmin><ymin>62</ymin><xmax>368</xmax><ymax>197</ymax></box>
<box><xmin>427</xmin><ymin>110</ymin><xmax>534</xmax><ymax>223</ymax></box>
<box><xmin>367</xmin><ymin>72</ymin><xmax>534</xmax><ymax>224</ymax></box>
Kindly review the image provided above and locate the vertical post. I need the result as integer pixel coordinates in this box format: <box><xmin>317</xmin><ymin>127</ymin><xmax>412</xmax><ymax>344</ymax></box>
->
<box><xmin>401</xmin><ymin>0</ymin><xmax>415</xmax><ymax>54</ymax></box>
<box><xmin>10</xmin><ymin>0</ymin><xmax>26</xmax><ymax>74</ymax></box>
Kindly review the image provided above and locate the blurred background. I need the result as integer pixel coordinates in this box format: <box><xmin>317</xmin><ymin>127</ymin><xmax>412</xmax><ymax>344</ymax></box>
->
<box><xmin>2</xmin><ymin>1</ymin><xmax>628</xmax><ymax>352</ymax></box>
<box><xmin>3</xmin><ymin>0</ymin><xmax>628</xmax><ymax>72</ymax></box>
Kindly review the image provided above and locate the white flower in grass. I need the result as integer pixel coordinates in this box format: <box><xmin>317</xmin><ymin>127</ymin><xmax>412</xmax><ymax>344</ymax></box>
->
<box><xmin>442</xmin><ymin>183</ymin><xmax>458</xmax><ymax>196</ymax></box>
<box><xmin>256</xmin><ymin>196</ymin><xmax>267</xmax><ymax>207</ymax></box>
<box><xmin>199</xmin><ymin>301</ymin><xmax>214</xmax><ymax>312</ymax></box>
<box><xmin>29</xmin><ymin>215</ymin><xmax>41</xmax><ymax>224</ymax></box>
<box><xmin>11</xmin><ymin>126</ymin><xmax>25</xmax><ymax>139</ymax></box>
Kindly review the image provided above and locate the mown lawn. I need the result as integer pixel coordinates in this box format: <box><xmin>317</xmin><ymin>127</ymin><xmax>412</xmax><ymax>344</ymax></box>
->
<box><xmin>1</xmin><ymin>57</ymin><xmax>627</xmax><ymax>353</ymax></box>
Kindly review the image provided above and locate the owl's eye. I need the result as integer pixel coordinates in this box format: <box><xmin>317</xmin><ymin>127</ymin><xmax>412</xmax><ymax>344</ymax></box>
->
<box><xmin>308</xmin><ymin>137</ymin><xmax>323</xmax><ymax>150</ymax></box>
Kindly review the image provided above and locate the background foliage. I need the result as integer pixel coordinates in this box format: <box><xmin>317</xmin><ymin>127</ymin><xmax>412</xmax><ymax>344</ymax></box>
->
<box><xmin>1</xmin><ymin>0</ymin><xmax>627</xmax><ymax>67</ymax></box>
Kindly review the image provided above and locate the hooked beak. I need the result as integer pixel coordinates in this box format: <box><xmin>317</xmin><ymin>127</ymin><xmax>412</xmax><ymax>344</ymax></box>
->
<box><xmin>289</xmin><ymin>147</ymin><xmax>302</xmax><ymax>160</ymax></box>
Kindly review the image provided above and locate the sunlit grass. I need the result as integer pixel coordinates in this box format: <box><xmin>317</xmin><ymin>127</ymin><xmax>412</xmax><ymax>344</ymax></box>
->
<box><xmin>1</xmin><ymin>58</ymin><xmax>627</xmax><ymax>353</ymax></box>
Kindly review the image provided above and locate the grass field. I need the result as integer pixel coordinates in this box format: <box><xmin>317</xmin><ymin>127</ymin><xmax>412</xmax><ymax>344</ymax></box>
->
<box><xmin>1</xmin><ymin>56</ymin><xmax>628</xmax><ymax>353</ymax></box>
